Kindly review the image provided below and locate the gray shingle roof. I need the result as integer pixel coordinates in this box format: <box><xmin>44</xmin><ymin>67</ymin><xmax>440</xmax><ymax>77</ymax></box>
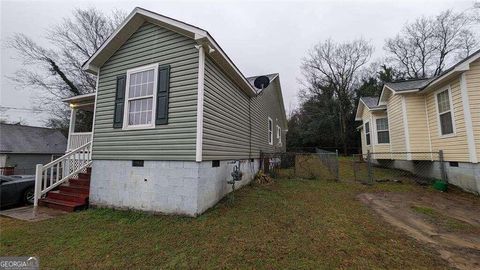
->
<box><xmin>385</xmin><ymin>78</ymin><xmax>433</xmax><ymax>92</ymax></box>
<box><xmin>246</xmin><ymin>73</ymin><xmax>278</xmax><ymax>92</ymax></box>
<box><xmin>0</xmin><ymin>124</ymin><xmax>67</xmax><ymax>154</ymax></box>
<box><xmin>360</xmin><ymin>96</ymin><xmax>383</xmax><ymax>109</ymax></box>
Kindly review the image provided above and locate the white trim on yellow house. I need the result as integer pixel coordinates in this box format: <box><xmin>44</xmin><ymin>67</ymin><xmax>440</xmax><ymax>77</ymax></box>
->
<box><xmin>401</xmin><ymin>96</ymin><xmax>412</xmax><ymax>160</ymax></box>
<box><xmin>460</xmin><ymin>73</ymin><xmax>478</xmax><ymax>163</ymax></box>
<box><xmin>433</xmin><ymin>85</ymin><xmax>457</xmax><ymax>138</ymax></box>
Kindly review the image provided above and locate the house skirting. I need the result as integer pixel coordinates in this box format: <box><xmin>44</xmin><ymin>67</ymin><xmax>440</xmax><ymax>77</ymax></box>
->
<box><xmin>373</xmin><ymin>159</ymin><xmax>480</xmax><ymax>195</ymax></box>
<box><xmin>89</xmin><ymin>159</ymin><xmax>260</xmax><ymax>216</ymax></box>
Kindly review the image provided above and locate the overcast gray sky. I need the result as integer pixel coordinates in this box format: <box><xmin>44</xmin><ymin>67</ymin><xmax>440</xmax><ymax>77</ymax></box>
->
<box><xmin>0</xmin><ymin>0</ymin><xmax>476</xmax><ymax>126</ymax></box>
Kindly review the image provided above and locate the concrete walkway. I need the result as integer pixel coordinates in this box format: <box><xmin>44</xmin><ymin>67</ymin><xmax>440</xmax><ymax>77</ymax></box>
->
<box><xmin>0</xmin><ymin>206</ymin><xmax>67</xmax><ymax>222</ymax></box>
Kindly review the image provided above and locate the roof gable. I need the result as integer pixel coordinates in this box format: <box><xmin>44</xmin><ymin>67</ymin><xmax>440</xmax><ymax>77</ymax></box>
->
<box><xmin>355</xmin><ymin>96</ymin><xmax>385</xmax><ymax>121</ymax></box>
<box><xmin>83</xmin><ymin>7</ymin><xmax>256</xmax><ymax>97</ymax></box>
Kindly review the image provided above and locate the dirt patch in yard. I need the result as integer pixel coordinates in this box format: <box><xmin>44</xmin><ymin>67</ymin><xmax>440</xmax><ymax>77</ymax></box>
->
<box><xmin>358</xmin><ymin>191</ymin><xmax>480</xmax><ymax>270</ymax></box>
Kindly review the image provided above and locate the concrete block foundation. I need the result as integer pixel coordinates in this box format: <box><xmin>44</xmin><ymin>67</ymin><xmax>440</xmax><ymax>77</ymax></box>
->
<box><xmin>89</xmin><ymin>159</ymin><xmax>260</xmax><ymax>216</ymax></box>
<box><xmin>373</xmin><ymin>159</ymin><xmax>480</xmax><ymax>194</ymax></box>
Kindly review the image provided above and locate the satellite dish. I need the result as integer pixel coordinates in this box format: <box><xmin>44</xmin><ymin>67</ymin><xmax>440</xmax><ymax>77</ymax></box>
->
<box><xmin>254</xmin><ymin>76</ymin><xmax>270</xmax><ymax>90</ymax></box>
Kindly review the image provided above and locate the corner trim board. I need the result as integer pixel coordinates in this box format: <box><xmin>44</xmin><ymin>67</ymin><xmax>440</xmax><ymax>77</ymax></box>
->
<box><xmin>401</xmin><ymin>96</ymin><xmax>412</xmax><ymax>160</ymax></box>
<box><xmin>460</xmin><ymin>73</ymin><xmax>478</xmax><ymax>163</ymax></box>
<box><xmin>91</xmin><ymin>68</ymin><xmax>100</xmax><ymax>153</ymax></box>
<box><xmin>195</xmin><ymin>45</ymin><xmax>205</xmax><ymax>162</ymax></box>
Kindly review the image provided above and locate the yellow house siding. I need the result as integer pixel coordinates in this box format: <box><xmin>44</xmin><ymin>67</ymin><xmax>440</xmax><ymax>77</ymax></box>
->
<box><xmin>466</xmin><ymin>59</ymin><xmax>480</xmax><ymax>162</ymax></box>
<box><xmin>425</xmin><ymin>78</ymin><xmax>470</xmax><ymax>162</ymax></box>
<box><xmin>387</xmin><ymin>94</ymin><xmax>406</xmax><ymax>154</ymax></box>
<box><xmin>405</xmin><ymin>94</ymin><xmax>431</xmax><ymax>153</ymax></box>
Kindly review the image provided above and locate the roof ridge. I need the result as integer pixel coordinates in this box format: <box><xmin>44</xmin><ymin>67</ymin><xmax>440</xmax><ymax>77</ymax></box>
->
<box><xmin>388</xmin><ymin>77</ymin><xmax>432</xmax><ymax>84</ymax></box>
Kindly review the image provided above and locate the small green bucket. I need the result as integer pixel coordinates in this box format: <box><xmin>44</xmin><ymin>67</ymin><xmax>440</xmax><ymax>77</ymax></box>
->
<box><xmin>433</xmin><ymin>180</ymin><xmax>448</xmax><ymax>192</ymax></box>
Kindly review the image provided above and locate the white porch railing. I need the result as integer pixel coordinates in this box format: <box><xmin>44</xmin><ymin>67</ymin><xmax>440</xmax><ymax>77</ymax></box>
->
<box><xmin>68</xmin><ymin>132</ymin><xmax>92</xmax><ymax>151</ymax></box>
<box><xmin>34</xmin><ymin>141</ymin><xmax>92</xmax><ymax>206</ymax></box>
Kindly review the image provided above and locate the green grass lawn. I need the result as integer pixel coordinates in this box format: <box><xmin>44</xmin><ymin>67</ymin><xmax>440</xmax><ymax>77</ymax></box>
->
<box><xmin>0</xmin><ymin>177</ymin><xmax>451</xmax><ymax>269</ymax></box>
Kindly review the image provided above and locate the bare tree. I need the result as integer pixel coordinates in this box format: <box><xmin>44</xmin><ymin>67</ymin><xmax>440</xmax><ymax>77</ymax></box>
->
<box><xmin>385</xmin><ymin>9</ymin><xmax>479</xmax><ymax>79</ymax></box>
<box><xmin>6</xmin><ymin>8</ymin><xmax>126</xmax><ymax>130</ymax></box>
<box><xmin>301</xmin><ymin>39</ymin><xmax>374</xmax><ymax>154</ymax></box>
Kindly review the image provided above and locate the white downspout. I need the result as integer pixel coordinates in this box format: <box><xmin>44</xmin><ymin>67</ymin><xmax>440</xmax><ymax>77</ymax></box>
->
<box><xmin>401</xmin><ymin>96</ymin><xmax>412</xmax><ymax>160</ymax></box>
<box><xmin>90</xmin><ymin>68</ymin><xmax>100</xmax><ymax>157</ymax></box>
<box><xmin>195</xmin><ymin>45</ymin><xmax>205</xmax><ymax>162</ymax></box>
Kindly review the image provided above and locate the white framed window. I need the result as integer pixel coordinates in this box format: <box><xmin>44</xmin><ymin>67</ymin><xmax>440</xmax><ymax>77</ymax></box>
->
<box><xmin>268</xmin><ymin>117</ymin><xmax>273</xmax><ymax>145</ymax></box>
<box><xmin>123</xmin><ymin>64</ymin><xmax>158</xmax><ymax>130</ymax></box>
<box><xmin>376</xmin><ymin>117</ymin><xmax>390</xmax><ymax>144</ymax></box>
<box><xmin>435</xmin><ymin>88</ymin><xmax>455</xmax><ymax>136</ymax></box>
<box><xmin>365</xmin><ymin>121</ymin><xmax>371</xmax><ymax>145</ymax></box>
<box><xmin>276</xmin><ymin>125</ymin><xmax>281</xmax><ymax>144</ymax></box>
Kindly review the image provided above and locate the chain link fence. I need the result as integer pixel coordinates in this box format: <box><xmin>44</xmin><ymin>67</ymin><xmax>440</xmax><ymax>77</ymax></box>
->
<box><xmin>260</xmin><ymin>149</ymin><xmax>448</xmax><ymax>187</ymax></box>
<box><xmin>351</xmin><ymin>151</ymin><xmax>447</xmax><ymax>185</ymax></box>
<box><xmin>260</xmin><ymin>148</ymin><xmax>339</xmax><ymax>181</ymax></box>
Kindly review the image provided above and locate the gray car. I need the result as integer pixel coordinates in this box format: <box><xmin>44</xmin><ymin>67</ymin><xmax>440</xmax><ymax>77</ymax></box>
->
<box><xmin>0</xmin><ymin>175</ymin><xmax>35</xmax><ymax>208</ymax></box>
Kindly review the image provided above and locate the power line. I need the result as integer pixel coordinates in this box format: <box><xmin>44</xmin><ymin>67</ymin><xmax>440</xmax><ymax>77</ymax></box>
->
<box><xmin>0</xmin><ymin>106</ymin><xmax>50</xmax><ymax>112</ymax></box>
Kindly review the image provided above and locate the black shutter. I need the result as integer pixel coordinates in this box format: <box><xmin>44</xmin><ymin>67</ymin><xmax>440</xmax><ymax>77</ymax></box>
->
<box><xmin>113</xmin><ymin>75</ymin><xmax>126</xmax><ymax>128</ymax></box>
<box><xmin>156</xmin><ymin>65</ymin><xmax>170</xmax><ymax>125</ymax></box>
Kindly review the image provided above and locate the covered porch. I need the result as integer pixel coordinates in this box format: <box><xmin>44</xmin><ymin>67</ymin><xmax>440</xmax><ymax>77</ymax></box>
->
<box><xmin>62</xmin><ymin>93</ymin><xmax>96</xmax><ymax>152</ymax></box>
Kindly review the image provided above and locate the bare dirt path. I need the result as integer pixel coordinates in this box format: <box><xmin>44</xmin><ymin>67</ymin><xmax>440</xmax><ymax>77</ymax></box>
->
<box><xmin>358</xmin><ymin>190</ymin><xmax>480</xmax><ymax>270</ymax></box>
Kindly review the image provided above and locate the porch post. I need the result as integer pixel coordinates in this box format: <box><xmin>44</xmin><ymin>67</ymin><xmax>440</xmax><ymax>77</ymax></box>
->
<box><xmin>66</xmin><ymin>106</ymin><xmax>77</xmax><ymax>152</ymax></box>
<box><xmin>34</xmin><ymin>164</ymin><xmax>43</xmax><ymax>207</ymax></box>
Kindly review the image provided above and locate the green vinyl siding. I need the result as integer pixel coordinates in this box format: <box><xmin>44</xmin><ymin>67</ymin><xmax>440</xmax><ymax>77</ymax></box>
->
<box><xmin>92</xmin><ymin>22</ymin><xmax>198</xmax><ymax>161</ymax></box>
<box><xmin>202</xmin><ymin>57</ymin><xmax>286</xmax><ymax>160</ymax></box>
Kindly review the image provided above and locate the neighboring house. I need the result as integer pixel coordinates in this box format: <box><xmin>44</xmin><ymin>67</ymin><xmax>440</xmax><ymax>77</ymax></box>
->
<box><xmin>35</xmin><ymin>7</ymin><xmax>287</xmax><ymax>216</ymax></box>
<box><xmin>0</xmin><ymin>124</ymin><xmax>67</xmax><ymax>175</ymax></box>
<box><xmin>355</xmin><ymin>50</ymin><xmax>480</xmax><ymax>194</ymax></box>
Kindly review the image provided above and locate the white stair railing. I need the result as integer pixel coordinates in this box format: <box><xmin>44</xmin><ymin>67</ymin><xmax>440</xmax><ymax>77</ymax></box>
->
<box><xmin>34</xmin><ymin>141</ymin><xmax>92</xmax><ymax>206</ymax></box>
<box><xmin>68</xmin><ymin>132</ymin><xmax>92</xmax><ymax>151</ymax></box>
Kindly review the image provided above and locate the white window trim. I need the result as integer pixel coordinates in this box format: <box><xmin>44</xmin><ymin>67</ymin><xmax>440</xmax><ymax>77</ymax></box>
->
<box><xmin>434</xmin><ymin>86</ymin><xmax>456</xmax><ymax>138</ymax></box>
<box><xmin>364</xmin><ymin>121</ymin><xmax>371</xmax><ymax>146</ymax></box>
<box><xmin>375</xmin><ymin>117</ymin><xmax>390</xmax><ymax>145</ymax></box>
<box><xmin>122</xmin><ymin>63</ymin><xmax>158</xmax><ymax>130</ymax></box>
<box><xmin>268</xmin><ymin>117</ymin><xmax>273</xmax><ymax>145</ymax></box>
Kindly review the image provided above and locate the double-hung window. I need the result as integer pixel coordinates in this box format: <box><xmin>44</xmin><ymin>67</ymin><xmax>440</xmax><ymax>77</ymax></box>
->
<box><xmin>436</xmin><ymin>89</ymin><xmax>454</xmax><ymax>136</ymax></box>
<box><xmin>124</xmin><ymin>64</ymin><xmax>158</xmax><ymax>129</ymax></box>
<box><xmin>365</xmin><ymin>122</ymin><xmax>371</xmax><ymax>145</ymax></box>
<box><xmin>376</xmin><ymin>118</ymin><xmax>390</xmax><ymax>144</ymax></box>
<box><xmin>268</xmin><ymin>117</ymin><xmax>273</xmax><ymax>145</ymax></box>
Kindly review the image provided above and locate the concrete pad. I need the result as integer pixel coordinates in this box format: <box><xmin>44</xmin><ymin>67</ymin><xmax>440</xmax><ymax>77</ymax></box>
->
<box><xmin>0</xmin><ymin>206</ymin><xmax>67</xmax><ymax>222</ymax></box>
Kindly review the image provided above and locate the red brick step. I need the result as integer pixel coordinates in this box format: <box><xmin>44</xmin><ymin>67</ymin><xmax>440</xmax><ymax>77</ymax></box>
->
<box><xmin>58</xmin><ymin>184</ymin><xmax>89</xmax><ymax>195</ymax></box>
<box><xmin>69</xmin><ymin>178</ymin><xmax>90</xmax><ymax>187</ymax></box>
<box><xmin>41</xmin><ymin>167</ymin><xmax>91</xmax><ymax>212</ymax></box>
<box><xmin>39</xmin><ymin>198</ymin><xmax>87</xmax><ymax>212</ymax></box>
<box><xmin>47</xmin><ymin>190</ymin><xmax>88</xmax><ymax>204</ymax></box>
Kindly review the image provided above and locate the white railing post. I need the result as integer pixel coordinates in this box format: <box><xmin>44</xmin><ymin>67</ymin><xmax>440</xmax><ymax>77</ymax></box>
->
<box><xmin>34</xmin><ymin>164</ymin><xmax>43</xmax><ymax>207</ymax></box>
<box><xmin>34</xmin><ymin>142</ymin><xmax>92</xmax><ymax>199</ymax></box>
